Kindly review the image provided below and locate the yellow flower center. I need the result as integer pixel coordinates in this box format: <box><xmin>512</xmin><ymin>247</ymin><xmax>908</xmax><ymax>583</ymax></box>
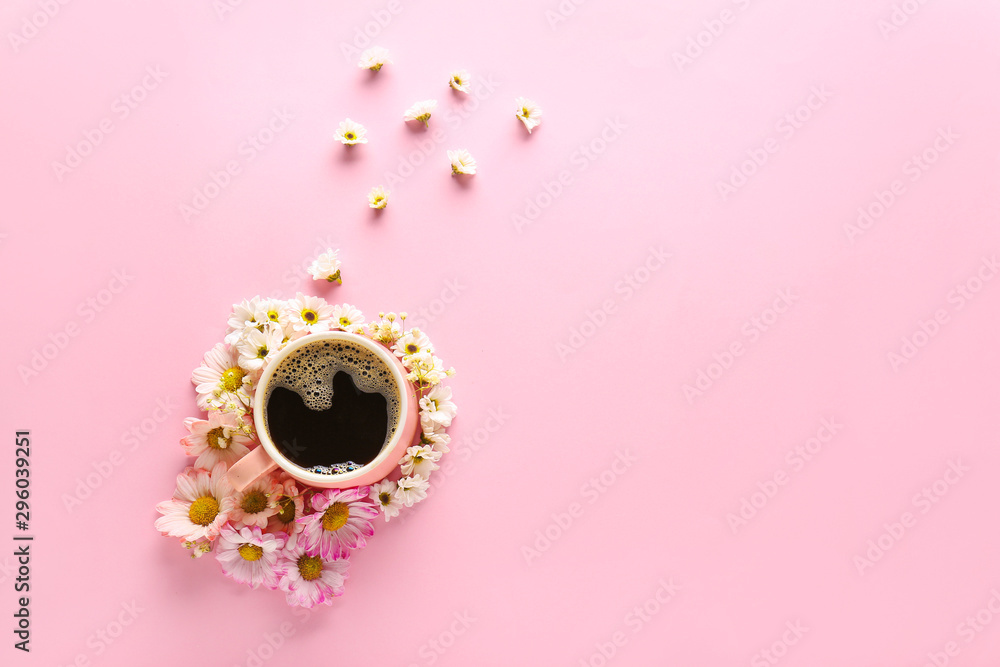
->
<box><xmin>238</xmin><ymin>543</ymin><xmax>263</xmax><ymax>561</ymax></box>
<box><xmin>416</xmin><ymin>113</ymin><xmax>430</xmax><ymax>124</ymax></box>
<box><xmin>378</xmin><ymin>491</ymin><xmax>392</xmax><ymax>506</ymax></box>
<box><xmin>522</xmin><ymin>107</ymin><xmax>531</xmax><ymax>118</ymax></box>
<box><xmin>339</xmin><ymin>316</ymin><xmax>352</xmax><ymax>328</ymax></box>
<box><xmin>220</xmin><ymin>367</ymin><xmax>245</xmax><ymax>393</ymax></box>
<box><xmin>188</xmin><ymin>496</ymin><xmax>220</xmax><ymax>526</ymax></box>
<box><xmin>241</xmin><ymin>489</ymin><xmax>268</xmax><ymax>515</ymax></box>
<box><xmin>302</xmin><ymin>309</ymin><xmax>317</xmax><ymax>323</ymax></box>
<box><xmin>267</xmin><ymin>310</ymin><xmax>280</xmax><ymax>322</ymax></box>
<box><xmin>345</xmin><ymin>132</ymin><xmax>355</xmax><ymax>140</ymax></box>
<box><xmin>276</xmin><ymin>496</ymin><xmax>296</xmax><ymax>524</ymax></box>
<box><xmin>321</xmin><ymin>502</ymin><xmax>350</xmax><ymax>531</ymax></box>
<box><xmin>298</xmin><ymin>554</ymin><xmax>323</xmax><ymax>581</ymax></box>
<box><xmin>453</xmin><ymin>77</ymin><xmax>463</xmax><ymax>86</ymax></box>
<box><xmin>256</xmin><ymin>345</ymin><xmax>269</xmax><ymax>359</ymax></box>
<box><xmin>405</xmin><ymin>343</ymin><xmax>419</xmax><ymax>354</ymax></box>
<box><xmin>205</xmin><ymin>426</ymin><xmax>230</xmax><ymax>450</ymax></box>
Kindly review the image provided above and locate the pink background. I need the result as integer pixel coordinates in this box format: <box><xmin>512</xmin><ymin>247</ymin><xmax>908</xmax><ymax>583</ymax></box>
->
<box><xmin>3</xmin><ymin>0</ymin><xmax>1000</xmax><ymax>665</ymax></box>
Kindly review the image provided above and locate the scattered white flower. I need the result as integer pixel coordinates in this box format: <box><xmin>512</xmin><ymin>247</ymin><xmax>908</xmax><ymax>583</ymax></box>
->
<box><xmin>370</xmin><ymin>479</ymin><xmax>402</xmax><ymax>522</ymax></box>
<box><xmin>403</xmin><ymin>100</ymin><xmax>437</xmax><ymax>127</ymax></box>
<box><xmin>447</xmin><ymin>149</ymin><xmax>477</xmax><ymax>175</ymax></box>
<box><xmin>394</xmin><ymin>475</ymin><xmax>430</xmax><ymax>507</ymax></box>
<box><xmin>358</xmin><ymin>46</ymin><xmax>392</xmax><ymax>72</ymax></box>
<box><xmin>254</xmin><ymin>297</ymin><xmax>293</xmax><ymax>337</ymax></box>
<box><xmin>308</xmin><ymin>248</ymin><xmax>342</xmax><ymax>284</ymax></box>
<box><xmin>237</xmin><ymin>322</ymin><xmax>284</xmax><ymax>373</ymax></box>
<box><xmin>330</xmin><ymin>303</ymin><xmax>366</xmax><ymax>333</ymax></box>
<box><xmin>515</xmin><ymin>97</ymin><xmax>542</xmax><ymax>133</ymax></box>
<box><xmin>368</xmin><ymin>185</ymin><xmax>389</xmax><ymax>209</ymax></box>
<box><xmin>419</xmin><ymin>384</ymin><xmax>457</xmax><ymax>431</ymax></box>
<box><xmin>399</xmin><ymin>445</ymin><xmax>442</xmax><ymax>478</ymax></box>
<box><xmin>448</xmin><ymin>69</ymin><xmax>471</xmax><ymax>93</ymax></box>
<box><xmin>335</xmin><ymin>118</ymin><xmax>368</xmax><ymax>145</ymax></box>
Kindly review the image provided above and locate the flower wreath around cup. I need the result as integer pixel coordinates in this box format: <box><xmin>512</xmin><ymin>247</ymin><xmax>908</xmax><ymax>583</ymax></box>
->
<box><xmin>153</xmin><ymin>296</ymin><xmax>456</xmax><ymax>608</ymax></box>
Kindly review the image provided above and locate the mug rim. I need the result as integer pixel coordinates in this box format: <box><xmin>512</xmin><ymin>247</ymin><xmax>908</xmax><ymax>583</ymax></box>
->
<box><xmin>252</xmin><ymin>330</ymin><xmax>411</xmax><ymax>487</ymax></box>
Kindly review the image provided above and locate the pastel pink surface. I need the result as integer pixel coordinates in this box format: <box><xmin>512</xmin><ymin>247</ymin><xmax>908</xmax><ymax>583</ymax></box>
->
<box><xmin>2</xmin><ymin>1</ymin><xmax>1000</xmax><ymax>666</ymax></box>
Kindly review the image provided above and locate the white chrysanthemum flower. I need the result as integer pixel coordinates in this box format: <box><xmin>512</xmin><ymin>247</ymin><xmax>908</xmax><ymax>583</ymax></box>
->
<box><xmin>308</xmin><ymin>248</ymin><xmax>342</xmax><ymax>284</ymax></box>
<box><xmin>515</xmin><ymin>97</ymin><xmax>542</xmax><ymax>133</ymax></box>
<box><xmin>255</xmin><ymin>297</ymin><xmax>292</xmax><ymax>334</ymax></box>
<box><xmin>368</xmin><ymin>185</ymin><xmax>389</xmax><ymax>209</ymax></box>
<box><xmin>403</xmin><ymin>100</ymin><xmax>437</xmax><ymax>127</ymax></box>
<box><xmin>448</xmin><ymin>69</ymin><xmax>471</xmax><ymax>93</ymax></box>
<box><xmin>447</xmin><ymin>149</ymin><xmax>477</xmax><ymax>175</ymax></box>
<box><xmin>335</xmin><ymin>118</ymin><xmax>368</xmax><ymax>145</ymax></box>
<box><xmin>358</xmin><ymin>46</ymin><xmax>391</xmax><ymax>72</ymax></box>
<box><xmin>370</xmin><ymin>479</ymin><xmax>402</xmax><ymax>522</ymax></box>
<box><xmin>288</xmin><ymin>293</ymin><xmax>335</xmax><ymax>333</ymax></box>
<box><xmin>419</xmin><ymin>430</ymin><xmax>451</xmax><ymax>454</ymax></box>
<box><xmin>393</xmin><ymin>329</ymin><xmax>433</xmax><ymax>359</ymax></box>
<box><xmin>399</xmin><ymin>445</ymin><xmax>442</xmax><ymax>478</ymax></box>
<box><xmin>406</xmin><ymin>352</ymin><xmax>452</xmax><ymax>388</ymax></box>
<box><xmin>224</xmin><ymin>296</ymin><xmax>263</xmax><ymax>346</ymax></box>
<box><xmin>395</xmin><ymin>475</ymin><xmax>430</xmax><ymax>507</ymax></box>
<box><xmin>237</xmin><ymin>322</ymin><xmax>284</xmax><ymax>372</ymax></box>
<box><xmin>419</xmin><ymin>384</ymin><xmax>457</xmax><ymax>431</ymax></box>
<box><xmin>330</xmin><ymin>303</ymin><xmax>365</xmax><ymax>333</ymax></box>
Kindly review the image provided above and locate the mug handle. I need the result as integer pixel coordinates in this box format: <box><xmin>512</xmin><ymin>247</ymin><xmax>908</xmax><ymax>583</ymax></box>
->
<box><xmin>226</xmin><ymin>446</ymin><xmax>278</xmax><ymax>492</ymax></box>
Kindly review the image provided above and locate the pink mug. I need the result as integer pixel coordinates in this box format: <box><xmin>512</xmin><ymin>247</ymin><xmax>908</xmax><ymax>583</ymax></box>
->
<box><xmin>226</xmin><ymin>330</ymin><xmax>419</xmax><ymax>492</ymax></box>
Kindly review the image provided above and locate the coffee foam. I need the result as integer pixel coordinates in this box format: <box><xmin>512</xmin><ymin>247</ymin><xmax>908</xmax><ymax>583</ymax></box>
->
<box><xmin>263</xmin><ymin>339</ymin><xmax>401</xmax><ymax>457</ymax></box>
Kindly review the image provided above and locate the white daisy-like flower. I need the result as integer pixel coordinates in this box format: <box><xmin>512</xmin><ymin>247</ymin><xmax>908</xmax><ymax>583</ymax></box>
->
<box><xmin>331</xmin><ymin>303</ymin><xmax>365</xmax><ymax>333</ymax></box>
<box><xmin>181</xmin><ymin>412</ymin><xmax>254</xmax><ymax>470</ymax></box>
<box><xmin>335</xmin><ymin>118</ymin><xmax>368</xmax><ymax>145</ymax></box>
<box><xmin>254</xmin><ymin>297</ymin><xmax>291</xmax><ymax>333</ymax></box>
<box><xmin>448</xmin><ymin>69</ymin><xmax>471</xmax><ymax>93</ymax></box>
<box><xmin>358</xmin><ymin>46</ymin><xmax>391</xmax><ymax>72</ymax></box>
<box><xmin>368</xmin><ymin>185</ymin><xmax>389</xmax><ymax>209</ymax></box>
<box><xmin>154</xmin><ymin>463</ymin><xmax>236</xmax><ymax>543</ymax></box>
<box><xmin>403</xmin><ymin>100</ymin><xmax>437</xmax><ymax>127</ymax></box>
<box><xmin>289</xmin><ymin>293</ymin><xmax>335</xmax><ymax>334</ymax></box>
<box><xmin>395</xmin><ymin>475</ymin><xmax>430</xmax><ymax>507</ymax></box>
<box><xmin>307</xmin><ymin>248</ymin><xmax>342</xmax><ymax>284</ymax></box>
<box><xmin>216</xmin><ymin>525</ymin><xmax>285</xmax><ymax>590</ymax></box>
<box><xmin>191</xmin><ymin>343</ymin><xmax>253</xmax><ymax>412</ymax></box>
<box><xmin>393</xmin><ymin>329</ymin><xmax>433</xmax><ymax>359</ymax></box>
<box><xmin>399</xmin><ymin>445</ymin><xmax>442</xmax><ymax>478</ymax></box>
<box><xmin>515</xmin><ymin>96</ymin><xmax>542</xmax><ymax>133</ymax></box>
<box><xmin>224</xmin><ymin>296</ymin><xmax>263</xmax><ymax>345</ymax></box>
<box><xmin>370</xmin><ymin>479</ymin><xmax>402</xmax><ymax>522</ymax></box>
<box><xmin>419</xmin><ymin>430</ymin><xmax>451</xmax><ymax>454</ymax></box>
<box><xmin>447</xmin><ymin>149</ymin><xmax>477</xmax><ymax>175</ymax></box>
<box><xmin>419</xmin><ymin>384</ymin><xmax>458</xmax><ymax>431</ymax></box>
<box><xmin>237</xmin><ymin>321</ymin><xmax>284</xmax><ymax>373</ymax></box>
<box><xmin>229</xmin><ymin>475</ymin><xmax>281</xmax><ymax>529</ymax></box>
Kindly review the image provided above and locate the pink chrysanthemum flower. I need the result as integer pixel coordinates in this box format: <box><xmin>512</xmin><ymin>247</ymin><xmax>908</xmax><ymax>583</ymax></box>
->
<box><xmin>154</xmin><ymin>463</ymin><xmax>235</xmax><ymax>543</ymax></box>
<box><xmin>297</xmin><ymin>487</ymin><xmax>377</xmax><ymax>559</ymax></box>
<box><xmin>215</xmin><ymin>525</ymin><xmax>285</xmax><ymax>590</ymax></box>
<box><xmin>191</xmin><ymin>343</ymin><xmax>253</xmax><ymax>412</ymax></box>
<box><xmin>229</xmin><ymin>476</ymin><xmax>281</xmax><ymax>529</ymax></box>
<box><xmin>181</xmin><ymin>412</ymin><xmax>254</xmax><ymax>470</ymax></box>
<box><xmin>267</xmin><ymin>474</ymin><xmax>306</xmax><ymax>536</ymax></box>
<box><xmin>277</xmin><ymin>534</ymin><xmax>349</xmax><ymax>608</ymax></box>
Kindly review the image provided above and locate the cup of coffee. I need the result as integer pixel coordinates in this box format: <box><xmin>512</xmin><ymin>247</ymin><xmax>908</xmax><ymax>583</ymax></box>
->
<box><xmin>226</xmin><ymin>331</ymin><xmax>419</xmax><ymax>492</ymax></box>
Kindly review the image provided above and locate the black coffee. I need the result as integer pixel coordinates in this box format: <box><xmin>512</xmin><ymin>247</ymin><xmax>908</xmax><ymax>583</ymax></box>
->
<box><xmin>263</xmin><ymin>339</ymin><xmax>400</xmax><ymax>474</ymax></box>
